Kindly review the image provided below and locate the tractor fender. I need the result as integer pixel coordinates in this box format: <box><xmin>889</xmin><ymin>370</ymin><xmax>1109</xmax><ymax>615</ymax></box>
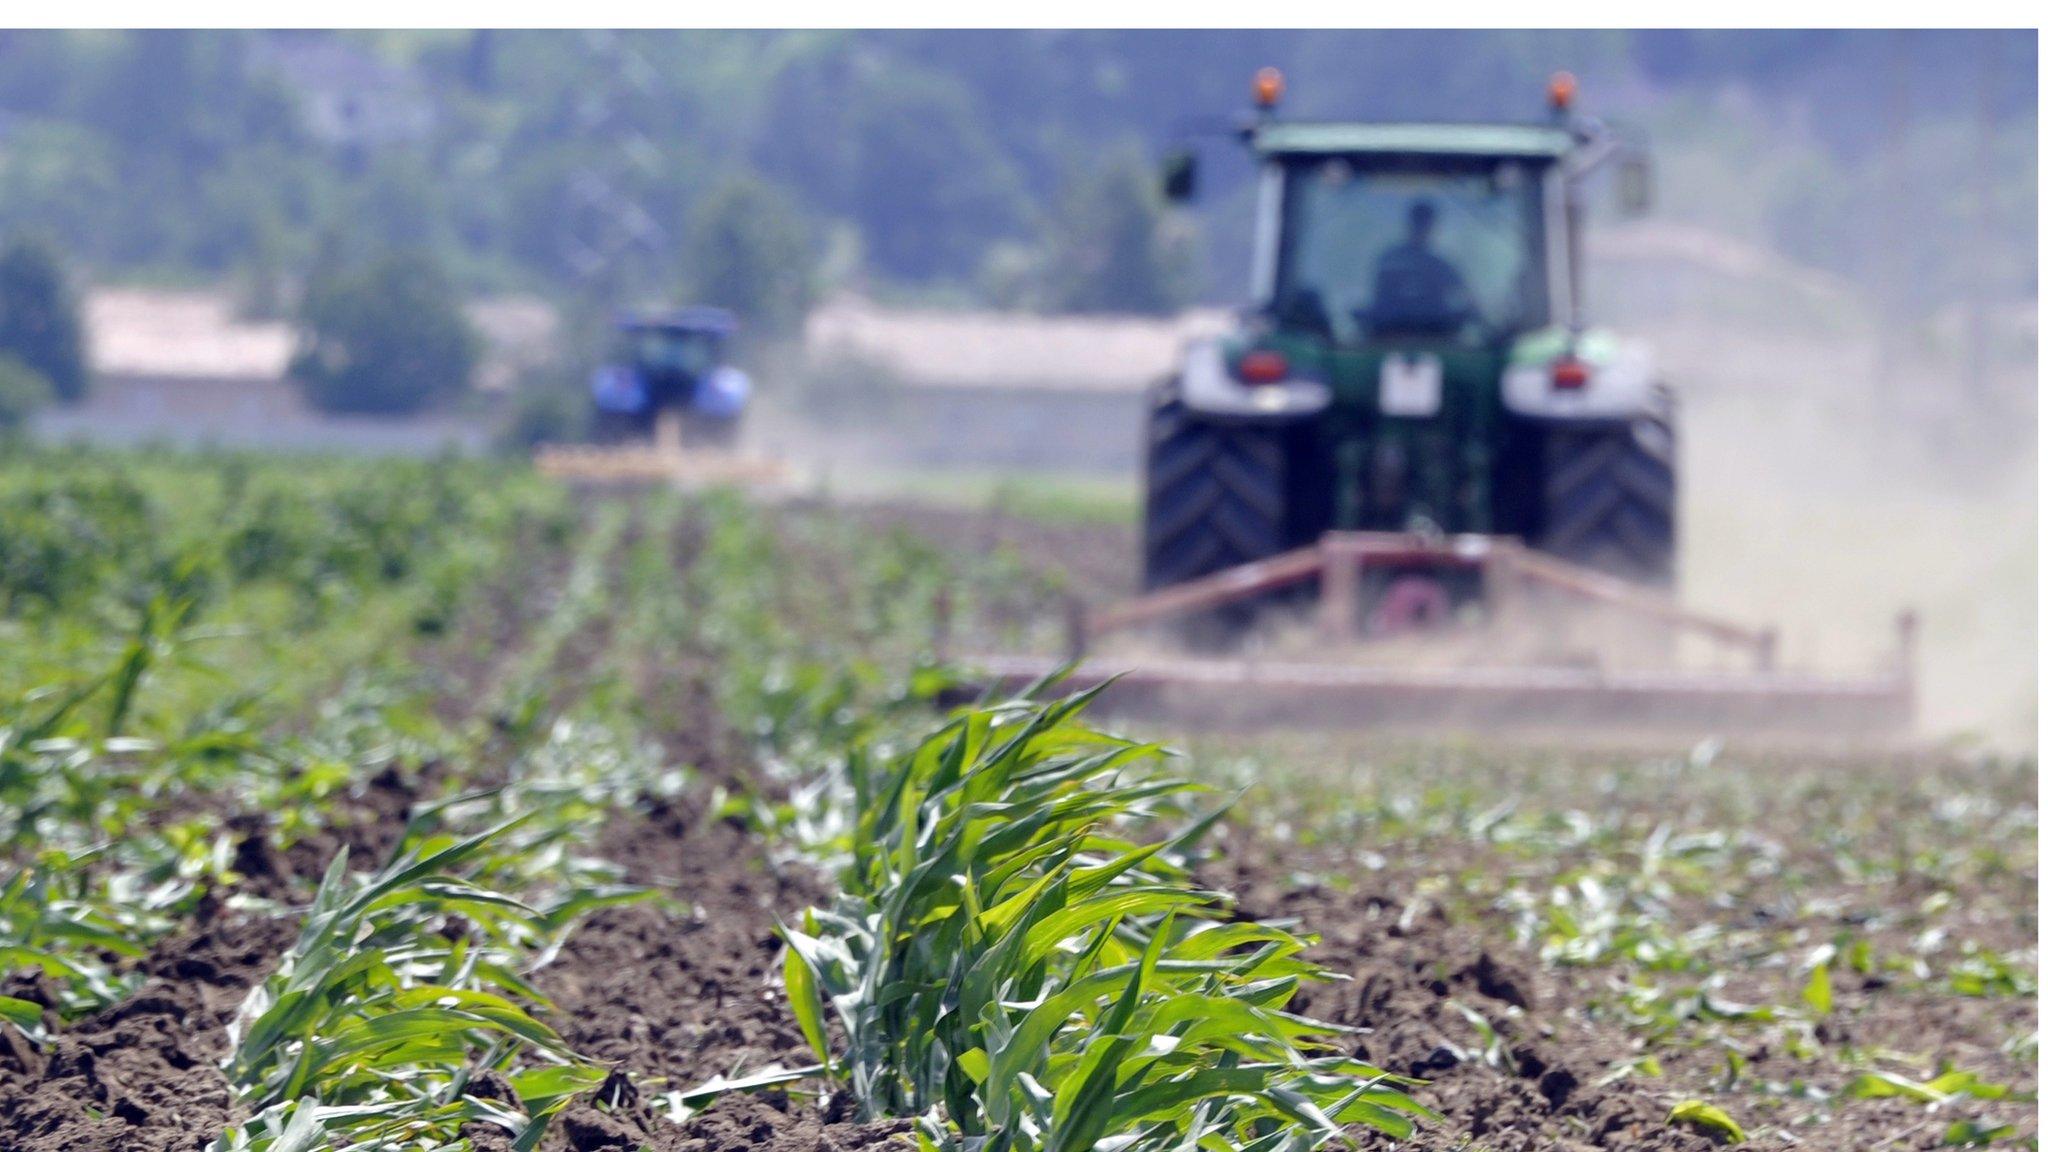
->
<box><xmin>1174</xmin><ymin>338</ymin><xmax>1331</xmax><ymax>422</ymax></box>
<box><xmin>1501</xmin><ymin>329</ymin><xmax>1662</xmax><ymax>422</ymax></box>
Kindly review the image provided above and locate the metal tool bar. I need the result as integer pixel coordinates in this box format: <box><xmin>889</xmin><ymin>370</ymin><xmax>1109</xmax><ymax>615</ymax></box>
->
<box><xmin>1086</xmin><ymin>532</ymin><xmax>1781</xmax><ymax>669</ymax></box>
<box><xmin>1083</xmin><ymin>546</ymin><xmax>1325</xmax><ymax>635</ymax></box>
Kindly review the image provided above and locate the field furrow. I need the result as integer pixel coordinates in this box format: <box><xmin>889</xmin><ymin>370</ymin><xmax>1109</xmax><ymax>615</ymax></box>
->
<box><xmin>0</xmin><ymin>455</ymin><xmax>2032</xmax><ymax>1152</ymax></box>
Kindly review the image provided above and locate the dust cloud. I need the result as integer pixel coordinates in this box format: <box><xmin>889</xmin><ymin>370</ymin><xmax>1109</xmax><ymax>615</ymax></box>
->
<box><xmin>1660</xmin><ymin>323</ymin><xmax>2035</xmax><ymax>751</ymax></box>
<box><xmin>759</xmin><ymin>258</ymin><xmax>2036</xmax><ymax>751</ymax></box>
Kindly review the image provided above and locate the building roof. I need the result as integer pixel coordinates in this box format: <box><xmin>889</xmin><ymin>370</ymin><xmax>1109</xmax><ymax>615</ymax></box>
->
<box><xmin>87</xmin><ymin>290</ymin><xmax>293</xmax><ymax>380</ymax></box>
<box><xmin>802</xmin><ymin>296</ymin><xmax>1230</xmax><ymax>393</ymax></box>
<box><xmin>1253</xmin><ymin>121</ymin><xmax>1577</xmax><ymax>159</ymax></box>
<box><xmin>86</xmin><ymin>288</ymin><xmax>556</xmax><ymax>391</ymax></box>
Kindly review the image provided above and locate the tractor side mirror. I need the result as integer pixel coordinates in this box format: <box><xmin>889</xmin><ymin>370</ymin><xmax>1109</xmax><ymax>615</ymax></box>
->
<box><xmin>1617</xmin><ymin>154</ymin><xmax>1653</xmax><ymax>216</ymax></box>
<box><xmin>1161</xmin><ymin>150</ymin><xmax>1198</xmax><ymax>204</ymax></box>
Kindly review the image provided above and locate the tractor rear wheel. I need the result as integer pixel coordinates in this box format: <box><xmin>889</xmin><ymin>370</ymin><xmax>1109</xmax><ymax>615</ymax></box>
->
<box><xmin>1536</xmin><ymin>404</ymin><xmax>1677</xmax><ymax>586</ymax></box>
<box><xmin>1141</xmin><ymin>396</ymin><xmax>1293</xmax><ymax>591</ymax></box>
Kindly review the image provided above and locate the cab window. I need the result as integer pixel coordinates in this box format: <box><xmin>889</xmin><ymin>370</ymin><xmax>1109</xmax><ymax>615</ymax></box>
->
<box><xmin>1272</xmin><ymin>155</ymin><xmax>1550</xmax><ymax>342</ymax></box>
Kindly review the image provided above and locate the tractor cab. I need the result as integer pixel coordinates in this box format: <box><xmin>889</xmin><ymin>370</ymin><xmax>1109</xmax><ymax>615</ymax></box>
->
<box><xmin>1252</xmin><ymin>123</ymin><xmax>1573</xmax><ymax>349</ymax></box>
<box><xmin>590</xmin><ymin>307</ymin><xmax>751</xmax><ymax>443</ymax></box>
<box><xmin>1145</xmin><ymin>71</ymin><xmax>1674</xmax><ymax>595</ymax></box>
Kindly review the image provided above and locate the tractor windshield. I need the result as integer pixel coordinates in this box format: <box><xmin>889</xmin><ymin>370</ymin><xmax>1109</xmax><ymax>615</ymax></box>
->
<box><xmin>620</xmin><ymin>326</ymin><xmax>720</xmax><ymax>377</ymax></box>
<box><xmin>1269</xmin><ymin>154</ymin><xmax>1551</xmax><ymax>343</ymax></box>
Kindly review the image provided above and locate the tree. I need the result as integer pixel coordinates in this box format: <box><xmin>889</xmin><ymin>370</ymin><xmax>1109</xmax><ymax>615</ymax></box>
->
<box><xmin>289</xmin><ymin>250</ymin><xmax>479</xmax><ymax>414</ymax></box>
<box><xmin>683</xmin><ymin>173</ymin><xmax>817</xmax><ymax>337</ymax></box>
<box><xmin>0</xmin><ymin>235</ymin><xmax>88</xmax><ymax>404</ymax></box>
<box><xmin>752</xmin><ymin>46</ymin><xmax>1029</xmax><ymax>282</ymax></box>
<box><xmin>496</xmin><ymin>378</ymin><xmax>587</xmax><ymax>454</ymax></box>
<box><xmin>0</xmin><ymin>353</ymin><xmax>52</xmax><ymax>432</ymax></box>
<box><xmin>1039</xmin><ymin>147</ymin><xmax>1199</xmax><ymax>315</ymax></box>
<box><xmin>840</xmin><ymin>69</ymin><xmax>1028</xmax><ymax>281</ymax></box>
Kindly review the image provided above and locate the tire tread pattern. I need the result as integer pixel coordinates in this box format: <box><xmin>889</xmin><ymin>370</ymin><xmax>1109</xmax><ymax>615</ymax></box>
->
<box><xmin>1537</xmin><ymin>397</ymin><xmax>1678</xmax><ymax>585</ymax></box>
<box><xmin>1142</xmin><ymin>398</ymin><xmax>1289</xmax><ymax>590</ymax></box>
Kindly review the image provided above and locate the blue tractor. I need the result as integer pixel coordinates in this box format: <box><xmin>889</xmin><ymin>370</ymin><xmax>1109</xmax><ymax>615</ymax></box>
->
<box><xmin>588</xmin><ymin>307</ymin><xmax>752</xmax><ymax>445</ymax></box>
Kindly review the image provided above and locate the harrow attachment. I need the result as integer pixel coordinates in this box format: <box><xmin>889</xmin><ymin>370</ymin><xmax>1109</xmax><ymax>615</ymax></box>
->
<box><xmin>963</xmin><ymin>532</ymin><xmax>1916</xmax><ymax>742</ymax></box>
<box><xmin>534</xmin><ymin>441</ymin><xmax>788</xmax><ymax>489</ymax></box>
<box><xmin>534</xmin><ymin>411</ymin><xmax>790</xmax><ymax>491</ymax></box>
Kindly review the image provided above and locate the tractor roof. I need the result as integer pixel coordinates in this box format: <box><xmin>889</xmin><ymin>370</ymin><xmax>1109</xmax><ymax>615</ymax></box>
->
<box><xmin>616</xmin><ymin>306</ymin><xmax>736</xmax><ymax>334</ymax></box>
<box><xmin>1252</xmin><ymin>121</ymin><xmax>1577</xmax><ymax>160</ymax></box>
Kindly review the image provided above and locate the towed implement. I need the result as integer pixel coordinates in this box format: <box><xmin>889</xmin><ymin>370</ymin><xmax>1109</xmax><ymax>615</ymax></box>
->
<box><xmin>964</xmin><ymin>71</ymin><xmax>1916</xmax><ymax>742</ymax></box>
<box><xmin>966</xmin><ymin>528</ymin><xmax>1917</xmax><ymax>740</ymax></box>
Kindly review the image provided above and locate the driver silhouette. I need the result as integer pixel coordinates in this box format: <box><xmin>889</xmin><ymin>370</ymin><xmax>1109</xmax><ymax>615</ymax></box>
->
<box><xmin>1366</xmin><ymin>199</ymin><xmax>1475</xmax><ymax>336</ymax></box>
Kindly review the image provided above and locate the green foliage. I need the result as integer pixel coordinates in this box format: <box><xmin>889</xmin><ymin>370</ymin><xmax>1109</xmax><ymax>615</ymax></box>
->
<box><xmin>0</xmin><ymin>234</ymin><xmax>87</xmax><ymax>403</ymax></box>
<box><xmin>227</xmin><ymin>816</ymin><xmax>570</xmax><ymax>1101</ymax></box>
<box><xmin>0</xmin><ymin>31</ymin><xmax>2032</xmax><ymax>310</ymax></box>
<box><xmin>0</xmin><ymin>452</ymin><xmax>518</xmax><ymax>625</ymax></box>
<box><xmin>778</xmin><ymin>686</ymin><xmax>1434</xmax><ymax>1148</ymax></box>
<box><xmin>1196</xmin><ymin>724</ymin><xmax>2036</xmax><ymax>1130</ymax></box>
<box><xmin>683</xmin><ymin>172</ymin><xmax>817</xmax><ymax>336</ymax></box>
<box><xmin>498</xmin><ymin>381</ymin><xmax>589</xmax><ymax>452</ymax></box>
<box><xmin>752</xmin><ymin>43</ymin><xmax>1030</xmax><ymax>282</ymax></box>
<box><xmin>0</xmin><ymin>847</ymin><xmax>155</xmax><ymax>1025</ymax></box>
<box><xmin>1666</xmin><ymin>1099</ymin><xmax>1745</xmax><ymax>1144</ymax></box>
<box><xmin>1947</xmin><ymin>941</ymin><xmax>2037</xmax><ymax>998</ymax></box>
<box><xmin>1</xmin><ymin>625</ymin><xmax>291</xmax><ymax>1033</ymax></box>
<box><xmin>1943</xmin><ymin>1119</ymin><xmax>2019</xmax><ymax>1146</ymax></box>
<box><xmin>1842</xmin><ymin>1068</ymin><xmax>2021</xmax><ymax>1105</ymax></box>
<box><xmin>1035</xmin><ymin>146</ymin><xmax>1199</xmax><ymax>315</ymax></box>
<box><xmin>218</xmin><ymin>812</ymin><xmax>605</xmax><ymax>1151</ymax></box>
<box><xmin>0</xmin><ymin>451</ymin><xmax>672</xmax><ymax>1151</ymax></box>
<box><xmin>290</xmin><ymin>250</ymin><xmax>479</xmax><ymax>415</ymax></box>
<box><xmin>0</xmin><ymin>352</ymin><xmax>53</xmax><ymax>431</ymax></box>
<box><xmin>0</xmin><ymin>125</ymin><xmax>122</xmax><ymax>259</ymax></box>
<box><xmin>0</xmin><ymin>450</ymin><xmax>631</xmax><ymax>1152</ymax></box>
<box><xmin>1800</xmin><ymin>956</ymin><xmax>1833</xmax><ymax>1017</ymax></box>
<box><xmin>0</xmin><ymin>470</ymin><xmax>157</xmax><ymax>617</ymax></box>
<box><xmin>2</xmin><ymin>453</ymin><xmax>2031</xmax><ymax>1148</ymax></box>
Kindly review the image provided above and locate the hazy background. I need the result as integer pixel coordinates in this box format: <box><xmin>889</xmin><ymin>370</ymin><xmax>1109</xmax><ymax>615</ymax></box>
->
<box><xmin>0</xmin><ymin>31</ymin><xmax>2034</xmax><ymax>312</ymax></box>
<box><xmin>0</xmin><ymin>29</ymin><xmax>2036</xmax><ymax>745</ymax></box>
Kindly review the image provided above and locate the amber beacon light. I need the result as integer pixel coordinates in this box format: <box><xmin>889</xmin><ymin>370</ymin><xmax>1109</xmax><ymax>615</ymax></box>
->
<box><xmin>1253</xmin><ymin>66</ymin><xmax>1285</xmax><ymax>110</ymax></box>
<box><xmin>1547</xmin><ymin>70</ymin><xmax>1578</xmax><ymax>111</ymax></box>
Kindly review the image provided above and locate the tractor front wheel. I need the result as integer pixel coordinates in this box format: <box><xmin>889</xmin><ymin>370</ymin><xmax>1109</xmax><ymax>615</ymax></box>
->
<box><xmin>1536</xmin><ymin>403</ymin><xmax>1677</xmax><ymax>586</ymax></box>
<box><xmin>1141</xmin><ymin>396</ymin><xmax>1295</xmax><ymax>591</ymax></box>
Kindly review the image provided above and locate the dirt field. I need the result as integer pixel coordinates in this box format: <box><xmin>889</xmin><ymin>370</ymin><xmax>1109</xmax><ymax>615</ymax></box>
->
<box><xmin>3</xmin><ymin>482</ymin><xmax>2029</xmax><ymax>1152</ymax></box>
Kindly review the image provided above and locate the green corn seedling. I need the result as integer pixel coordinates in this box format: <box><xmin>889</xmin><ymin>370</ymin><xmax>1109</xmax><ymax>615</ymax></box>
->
<box><xmin>222</xmin><ymin>807</ymin><xmax>603</xmax><ymax>1151</ymax></box>
<box><xmin>780</xmin><ymin>685</ymin><xmax>1436</xmax><ymax>1150</ymax></box>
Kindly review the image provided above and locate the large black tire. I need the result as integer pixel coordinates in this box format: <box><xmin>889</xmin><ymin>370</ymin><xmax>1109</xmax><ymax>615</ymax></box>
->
<box><xmin>1141</xmin><ymin>396</ymin><xmax>1292</xmax><ymax>590</ymax></box>
<box><xmin>1536</xmin><ymin>399</ymin><xmax>1678</xmax><ymax>585</ymax></box>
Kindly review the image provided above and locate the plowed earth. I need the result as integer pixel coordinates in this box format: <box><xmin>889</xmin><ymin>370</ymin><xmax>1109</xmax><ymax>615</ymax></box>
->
<box><xmin>2</xmin><ymin>500</ymin><xmax>2031</xmax><ymax>1152</ymax></box>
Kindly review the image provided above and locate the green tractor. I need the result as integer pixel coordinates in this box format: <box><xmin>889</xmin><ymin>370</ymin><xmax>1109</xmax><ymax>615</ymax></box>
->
<box><xmin>1146</xmin><ymin>70</ymin><xmax>1673</xmax><ymax>613</ymax></box>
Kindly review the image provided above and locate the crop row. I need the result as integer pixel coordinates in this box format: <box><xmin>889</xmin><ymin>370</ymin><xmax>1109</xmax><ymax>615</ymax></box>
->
<box><xmin>1192</xmin><ymin>733</ymin><xmax>2037</xmax><ymax>1143</ymax></box>
<box><xmin>7</xmin><ymin>457</ymin><xmax>1435</xmax><ymax>1151</ymax></box>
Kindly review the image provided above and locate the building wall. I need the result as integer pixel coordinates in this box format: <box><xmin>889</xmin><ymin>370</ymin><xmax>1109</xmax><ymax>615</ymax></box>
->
<box><xmin>32</xmin><ymin>373</ymin><xmax>492</xmax><ymax>455</ymax></box>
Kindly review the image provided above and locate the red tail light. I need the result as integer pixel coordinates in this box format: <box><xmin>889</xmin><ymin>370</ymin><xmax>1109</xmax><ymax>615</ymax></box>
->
<box><xmin>1236</xmin><ymin>350</ymin><xmax>1289</xmax><ymax>385</ymax></box>
<box><xmin>1551</xmin><ymin>356</ymin><xmax>1590</xmax><ymax>390</ymax></box>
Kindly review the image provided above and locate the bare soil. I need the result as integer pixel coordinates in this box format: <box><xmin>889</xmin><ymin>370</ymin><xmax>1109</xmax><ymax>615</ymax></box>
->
<box><xmin>2</xmin><ymin>498</ymin><xmax>2030</xmax><ymax>1152</ymax></box>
